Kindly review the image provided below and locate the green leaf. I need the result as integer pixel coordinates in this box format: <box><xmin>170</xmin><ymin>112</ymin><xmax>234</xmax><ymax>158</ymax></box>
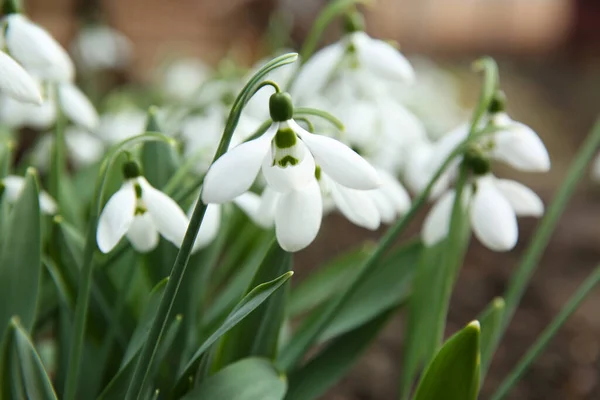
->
<box><xmin>123</xmin><ymin>278</ymin><xmax>169</xmax><ymax>367</ymax></box>
<box><xmin>321</xmin><ymin>241</ymin><xmax>420</xmax><ymax>340</ymax></box>
<box><xmin>181</xmin><ymin>358</ymin><xmax>286</xmax><ymax>400</ymax></box>
<box><xmin>479</xmin><ymin>297</ymin><xmax>505</xmax><ymax>377</ymax></box>
<box><xmin>215</xmin><ymin>241</ymin><xmax>292</xmax><ymax>367</ymax></box>
<box><xmin>173</xmin><ymin>272</ymin><xmax>293</xmax><ymax>397</ymax></box>
<box><xmin>289</xmin><ymin>245</ymin><xmax>369</xmax><ymax>317</ymax></box>
<box><xmin>11</xmin><ymin>318</ymin><xmax>58</xmax><ymax>400</ymax></box>
<box><xmin>0</xmin><ymin>169</ymin><xmax>41</xmax><ymax>333</ymax></box>
<box><xmin>97</xmin><ymin>278</ymin><xmax>169</xmax><ymax>400</ymax></box>
<box><xmin>285</xmin><ymin>309</ymin><xmax>394</xmax><ymax>400</ymax></box>
<box><xmin>413</xmin><ymin>321</ymin><xmax>481</xmax><ymax>400</ymax></box>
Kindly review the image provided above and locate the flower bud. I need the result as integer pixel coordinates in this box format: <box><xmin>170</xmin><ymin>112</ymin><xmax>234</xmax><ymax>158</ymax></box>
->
<box><xmin>343</xmin><ymin>10</ymin><xmax>365</xmax><ymax>34</ymax></box>
<box><xmin>122</xmin><ymin>160</ymin><xmax>142</xmax><ymax>179</ymax></box>
<box><xmin>269</xmin><ymin>92</ymin><xmax>294</xmax><ymax>122</ymax></box>
<box><xmin>2</xmin><ymin>0</ymin><xmax>21</xmax><ymax>15</ymax></box>
<box><xmin>488</xmin><ymin>90</ymin><xmax>506</xmax><ymax>114</ymax></box>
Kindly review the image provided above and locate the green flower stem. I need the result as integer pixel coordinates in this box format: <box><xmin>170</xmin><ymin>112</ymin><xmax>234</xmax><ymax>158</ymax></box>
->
<box><xmin>490</xmin><ymin>265</ymin><xmax>600</xmax><ymax>400</ymax></box>
<box><xmin>483</xmin><ymin>117</ymin><xmax>600</xmax><ymax>378</ymax></box>
<box><xmin>124</xmin><ymin>53</ymin><xmax>298</xmax><ymax>400</ymax></box>
<box><xmin>63</xmin><ymin>133</ymin><xmax>174</xmax><ymax>400</ymax></box>
<box><xmin>293</xmin><ymin>107</ymin><xmax>345</xmax><ymax>131</ymax></box>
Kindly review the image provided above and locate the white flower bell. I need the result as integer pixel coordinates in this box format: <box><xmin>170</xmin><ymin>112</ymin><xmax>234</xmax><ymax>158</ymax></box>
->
<box><xmin>97</xmin><ymin>161</ymin><xmax>189</xmax><ymax>253</ymax></box>
<box><xmin>1</xmin><ymin>174</ymin><xmax>57</xmax><ymax>214</ymax></box>
<box><xmin>3</xmin><ymin>13</ymin><xmax>74</xmax><ymax>82</ymax></box>
<box><xmin>0</xmin><ymin>49</ymin><xmax>42</xmax><ymax>104</ymax></box>
<box><xmin>422</xmin><ymin>149</ymin><xmax>545</xmax><ymax>251</ymax></box>
<box><xmin>202</xmin><ymin>91</ymin><xmax>381</xmax><ymax>251</ymax></box>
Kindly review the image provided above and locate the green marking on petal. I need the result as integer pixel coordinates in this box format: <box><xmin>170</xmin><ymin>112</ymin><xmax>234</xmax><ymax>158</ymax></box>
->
<box><xmin>134</xmin><ymin>183</ymin><xmax>143</xmax><ymax>199</ymax></box>
<box><xmin>278</xmin><ymin>156</ymin><xmax>299</xmax><ymax>167</ymax></box>
<box><xmin>315</xmin><ymin>165</ymin><xmax>322</xmax><ymax>181</ymax></box>
<box><xmin>275</xmin><ymin>127</ymin><xmax>297</xmax><ymax>149</ymax></box>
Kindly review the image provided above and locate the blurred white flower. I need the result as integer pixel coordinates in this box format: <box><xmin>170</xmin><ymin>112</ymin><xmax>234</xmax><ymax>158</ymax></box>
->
<box><xmin>32</xmin><ymin>126</ymin><xmax>104</xmax><ymax>169</ymax></box>
<box><xmin>0</xmin><ymin>49</ymin><xmax>42</xmax><ymax>104</ymax></box>
<box><xmin>57</xmin><ymin>82</ymin><xmax>99</xmax><ymax>130</ymax></box>
<box><xmin>97</xmin><ymin>167</ymin><xmax>188</xmax><ymax>253</ymax></box>
<box><xmin>3</xmin><ymin>13</ymin><xmax>74</xmax><ymax>82</ymax></box>
<box><xmin>71</xmin><ymin>25</ymin><xmax>132</xmax><ymax>71</ymax></box>
<box><xmin>1</xmin><ymin>174</ymin><xmax>57</xmax><ymax>214</ymax></box>
<box><xmin>0</xmin><ymin>89</ymin><xmax>56</xmax><ymax>130</ymax></box>
<box><xmin>96</xmin><ymin>109</ymin><xmax>146</xmax><ymax>144</ymax></box>
<box><xmin>189</xmin><ymin>202</ymin><xmax>221</xmax><ymax>252</ymax></box>
<box><xmin>422</xmin><ymin>174</ymin><xmax>544</xmax><ymax>251</ymax></box>
<box><xmin>160</xmin><ymin>58</ymin><xmax>210</xmax><ymax>102</ymax></box>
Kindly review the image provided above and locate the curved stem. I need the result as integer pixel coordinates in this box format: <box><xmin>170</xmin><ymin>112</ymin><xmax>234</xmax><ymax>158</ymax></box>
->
<box><xmin>124</xmin><ymin>53</ymin><xmax>298</xmax><ymax>400</ymax></box>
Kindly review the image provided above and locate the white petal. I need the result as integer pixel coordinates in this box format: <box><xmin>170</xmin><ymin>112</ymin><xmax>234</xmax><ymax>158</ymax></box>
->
<box><xmin>140</xmin><ymin>178</ymin><xmax>189</xmax><ymax>248</ymax></box>
<box><xmin>192</xmin><ymin>204</ymin><xmax>221</xmax><ymax>251</ymax></box>
<box><xmin>58</xmin><ymin>83</ymin><xmax>99</xmax><ymax>130</ymax></box>
<box><xmin>378</xmin><ymin>169</ymin><xmax>411</xmax><ymax>214</ymax></box>
<box><xmin>5</xmin><ymin>14</ymin><xmax>74</xmax><ymax>82</ymax></box>
<box><xmin>96</xmin><ymin>182</ymin><xmax>136</xmax><ymax>253</ymax></box>
<box><xmin>329</xmin><ymin>179</ymin><xmax>380</xmax><ymax>230</ymax></box>
<box><xmin>262</xmin><ymin>144</ymin><xmax>316</xmax><ymax>192</ymax></box>
<box><xmin>64</xmin><ymin>126</ymin><xmax>105</xmax><ymax>166</ymax></box>
<box><xmin>201</xmin><ymin>125</ymin><xmax>277</xmax><ymax>203</ymax></box>
<box><xmin>470</xmin><ymin>176</ymin><xmax>518</xmax><ymax>251</ymax></box>
<box><xmin>126</xmin><ymin>213</ymin><xmax>159</xmax><ymax>253</ymax></box>
<box><xmin>352</xmin><ymin>32</ymin><xmax>415</xmax><ymax>82</ymax></box>
<box><xmin>292</xmin><ymin>121</ymin><xmax>381</xmax><ymax>189</ymax></box>
<box><xmin>275</xmin><ymin>180</ymin><xmax>323</xmax><ymax>252</ymax></box>
<box><xmin>39</xmin><ymin>191</ymin><xmax>57</xmax><ymax>215</ymax></box>
<box><xmin>421</xmin><ymin>190</ymin><xmax>454</xmax><ymax>246</ymax></box>
<box><xmin>0</xmin><ymin>50</ymin><xmax>42</xmax><ymax>104</ymax></box>
<box><xmin>494</xmin><ymin>179</ymin><xmax>544</xmax><ymax>217</ymax></box>
<box><xmin>1</xmin><ymin>175</ymin><xmax>26</xmax><ymax>203</ymax></box>
<box><xmin>291</xmin><ymin>41</ymin><xmax>344</xmax><ymax>101</ymax></box>
<box><xmin>368</xmin><ymin>190</ymin><xmax>395</xmax><ymax>224</ymax></box>
<box><xmin>491</xmin><ymin>121</ymin><xmax>550</xmax><ymax>172</ymax></box>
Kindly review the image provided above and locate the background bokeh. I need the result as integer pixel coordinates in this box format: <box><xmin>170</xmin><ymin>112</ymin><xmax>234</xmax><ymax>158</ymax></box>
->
<box><xmin>24</xmin><ymin>0</ymin><xmax>600</xmax><ymax>398</ymax></box>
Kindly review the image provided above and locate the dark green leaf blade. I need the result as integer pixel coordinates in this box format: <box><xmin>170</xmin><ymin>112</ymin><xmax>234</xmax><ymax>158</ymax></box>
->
<box><xmin>413</xmin><ymin>321</ymin><xmax>481</xmax><ymax>400</ymax></box>
<box><xmin>0</xmin><ymin>169</ymin><xmax>42</xmax><ymax>333</ymax></box>
<box><xmin>181</xmin><ymin>358</ymin><xmax>286</xmax><ymax>400</ymax></box>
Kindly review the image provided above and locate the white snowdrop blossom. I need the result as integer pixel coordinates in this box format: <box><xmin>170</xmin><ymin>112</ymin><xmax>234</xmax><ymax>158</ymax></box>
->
<box><xmin>188</xmin><ymin>201</ymin><xmax>222</xmax><ymax>252</ymax></box>
<box><xmin>0</xmin><ymin>49</ymin><xmax>42</xmax><ymax>104</ymax></box>
<box><xmin>159</xmin><ymin>58</ymin><xmax>210</xmax><ymax>102</ymax></box>
<box><xmin>422</xmin><ymin>174</ymin><xmax>544</xmax><ymax>251</ymax></box>
<box><xmin>1</xmin><ymin>174</ymin><xmax>57</xmax><ymax>214</ymax></box>
<box><xmin>96</xmin><ymin>109</ymin><xmax>147</xmax><ymax>144</ymax></box>
<box><xmin>3</xmin><ymin>13</ymin><xmax>74</xmax><ymax>82</ymax></box>
<box><xmin>71</xmin><ymin>25</ymin><xmax>132</xmax><ymax>71</ymax></box>
<box><xmin>32</xmin><ymin>126</ymin><xmax>104</xmax><ymax>169</ymax></box>
<box><xmin>58</xmin><ymin>82</ymin><xmax>99</xmax><ymax>130</ymax></box>
<box><xmin>202</xmin><ymin>92</ymin><xmax>381</xmax><ymax>251</ymax></box>
<box><xmin>406</xmin><ymin>112</ymin><xmax>550</xmax><ymax>197</ymax></box>
<box><xmin>97</xmin><ymin>162</ymin><xmax>189</xmax><ymax>253</ymax></box>
<box><xmin>0</xmin><ymin>88</ymin><xmax>56</xmax><ymax>130</ymax></box>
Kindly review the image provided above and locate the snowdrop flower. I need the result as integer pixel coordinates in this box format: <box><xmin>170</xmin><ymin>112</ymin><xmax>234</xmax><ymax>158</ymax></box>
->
<box><xmin>202</xmin><ymin>91</ymin><xmax>381</xmax><ymax>251</ymax></box>
<box><xmin>97</xmin><ymin>161</ymin><xmax>189</xmax><ymax>253</ymax></box>
<box><xmin>0</xmin><ymin>89</ymin><xmax>56</xmax><ymax>130</ymax></box>
<box><xmin>32</xmin><ymin>126</ymin><xmax>104</xmax><ymax>169</ymax></box>
<box><xmin>188</xmin><ymin>201</ymin><xmax>221</xmax><ymax>252</ymax></box>
<box><xmin>57</xmin><ymin>82</ymin><xmax>99</xmax><ymax>130</ymax></box>
<box><xmin>160</xmin><ymin>58</ymin><xmax>210</xmax><ymax>102</ymax></box>
<box><xmin>0</xmin><ymin>50</ymin><xmax>42</xmax><ymax>104</ymax></box>
<box><xmin>3</xmin><ymin>13</ymin><xmax>74</xmax><ymax>82</ymax></box>
<box><xmin>291</xmin><ymin>12</ymin><xmax>413</xmax><ymax>102</ymax></box>
<box><xmin>422</xmin><ymin>173</ymin><xmax>544</xmax><ymax>251</ymax></box>
<box><xmin>71</xmin><ymin>25</ymin><xmax>132</xmax><ymax>71</ymax></box>
<box><xmin>96</xmin><ymin>109</ymin><xmax>146</xmax><ymax>144</ymax></box>
<box><xmin>0</xmin><ymin>174</ymin><xmax>57</xmax><ymax>214</ymax></box>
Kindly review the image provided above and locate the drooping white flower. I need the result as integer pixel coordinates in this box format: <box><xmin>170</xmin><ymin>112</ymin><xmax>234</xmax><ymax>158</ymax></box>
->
<box><xmin>97</xmin><ymin>162</ymin><xmax>189</xmax><ymax>253</ymax></box>
<box><xmin>1</xmin><ymin>174</ymin><xmax>57</xmax><ymax>214</ymax></box>
<box><xmin>95</xmin><ymin>109</ymin><xmax>146</xmax><ymax>144</ymax></box>
<box><xmin>0</xmin><ymin>49</ymin><xmax>42</xmax><ymax>104</ymax></box>
<box><xmin>422</xmin><ymin>174</ymin><xmax>544</xmax><ymax>251</ymax></box>
<box><xmin>159</xmin><ymin>58</ymin><xmax>210</xmax><ymax>102</ymax></box>
<box><xmin>32</xmin><ymin>126</ymin><xmax>105</xmax><ymax>169</ymax></box>
<box><xmin>71</xmin><ymin>25</ymin><xmax>132</xmax><ymax>71</ymax></box>
<box><xmin>57</xmin><ymin>82</ymin><xmax>99</xmax><ymax>130</ymax></box>
<box><xmin>0</xmin><ymin>88</ymin><xmax>56</xmax><ymax>130</ymax></box>
<box><xmin>202</xmin><ymin>92</ymin><xmax>380</xmax><ymax>251</ymax></box>
<box><xmin>190</xmin><ymin>203</ymin><xmax>222</xmax><ymax>252</ymax></box>
<box><xmin>3</xmin><ymin>13</ymin><xmax>74</xmax><ymax>82</ymax></box>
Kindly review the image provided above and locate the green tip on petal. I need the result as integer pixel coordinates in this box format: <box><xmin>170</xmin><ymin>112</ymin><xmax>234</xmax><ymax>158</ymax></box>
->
<box><xmin>2</xmin><ymin>0</ymin><xmax>22</xmax><ymax>15</ymax></box>
<box><xmin>145</xmin><ymin>106</ymin><xmax>162</xmax><ymax>132</ymax></box>
<box><xmin>53</xmin><ymin>215</ymin><xmax>64</xmax><ymax>224</ymax></box>
<box><xmin>492</xmin><ymin>297</ymin><xmax>505</xmax><ymax>309</ymax></box>
<box><xmin>25</xmin><ymin>166</ymin><xmax>38</xmax><ymax>178</ymax></box>
<box><xmin>274</xmin><ymin>127</ymin><xmax>297</xmax><ymax>148</ymax></box>
<box><xmin>269</xmin><ymin>92</ymin><xmax>294</xmax><ymax>122</ymax></box>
